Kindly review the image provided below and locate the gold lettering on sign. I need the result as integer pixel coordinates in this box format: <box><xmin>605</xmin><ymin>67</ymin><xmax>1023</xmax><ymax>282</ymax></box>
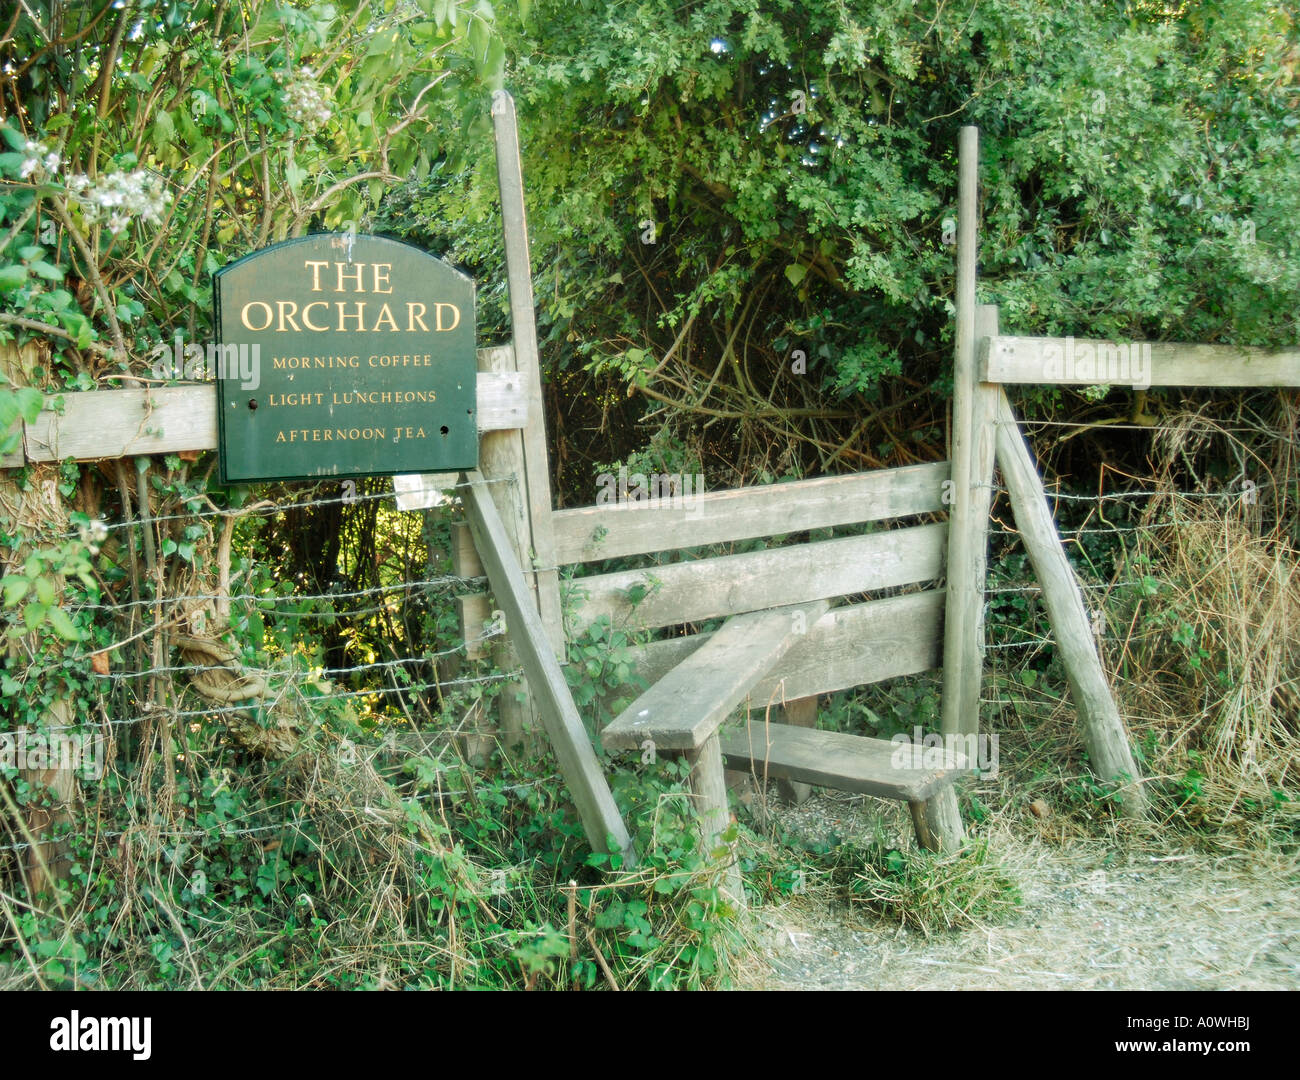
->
<box><xmin>302</xmin><ymin>302</ymin><xmax>329</xmax><ymax>331</ymax></box>
<box><xmin>434</xmin><ymin>303</ymin><xmax>460</xmax><ymax>332</ymax></box>
<box><xmin>241</xmin><ymin>302</ymin><xmax>273</xmax><ymax>331</ymax></box>
<box><xmin>274</xmin><ymin>428</ymin><xmax>388</xmax><ymax>443</ymax></box>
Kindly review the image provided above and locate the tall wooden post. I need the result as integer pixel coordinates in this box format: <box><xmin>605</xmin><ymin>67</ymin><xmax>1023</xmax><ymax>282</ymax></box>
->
<box><xmin>942</xmin><ymin>126</ymin><xmax>988</xmax><ymax>738</ymax></box>
<box><xmin>490</xmin><ymin>90</ymin><xmax>565</xmax><ymax>659</ymax></box>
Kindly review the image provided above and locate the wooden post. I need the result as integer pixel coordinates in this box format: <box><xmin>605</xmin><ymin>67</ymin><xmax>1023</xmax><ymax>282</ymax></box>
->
<box><xmin>683</xmin><ymin>734</ymin><xmax>745</xmax><ymax>905</ymax></box>
<box><xmin>474</xmin><ymin>345</ymin><xmax>540</xmax><ymax>750</ymax></box>
<box><xmin>942</xmin><ymin>126</ymin><xmax>985</xmax><ymax>738</ymax></box>
<box><xmin>460</xmin><ymin>470</ymin><xmax>635</xmax><ymax>865</ymax></box>
<box><xmin>909</xmin><ymin>790</ymin><xmax>965</xmax><ymax>854</ymax></box>
<box><xmin>774</xmin><ymin>695</ymin><xmax>817</xmax><ymax>805</ymax></box>
<box><xmin>0</xmin><ymin>342</ymin><xmax>77</xmax><ymax>895</ymax></box>
<box><xmin>490</xmin><ymin>89</ymin><xmax>565</xmax><ymax>659</ymax></box>
<box><xmin>993</xmin><ymin>389</ymin><xmax>1148</xmax><ymax>816</ymax></box>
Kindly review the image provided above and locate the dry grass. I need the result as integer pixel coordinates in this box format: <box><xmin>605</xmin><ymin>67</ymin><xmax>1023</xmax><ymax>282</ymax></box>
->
<box><xmin>1104</xmin><ymin>487</ymin><xmax>1300</xmax><ymax>848</ymax></box>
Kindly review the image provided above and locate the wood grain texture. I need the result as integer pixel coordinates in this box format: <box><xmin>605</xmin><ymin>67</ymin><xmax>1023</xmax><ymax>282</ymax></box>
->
<box><xmin>460</xmin><ymin>471</ymin><xmax>635</xmax><ymax>863</ymax></box>
<box><xmin>491</xmin><ymin>91</ymin><xmax>565</xmax><ymax>658</ymax></box>
<box><xmin>983</xmin><ymin>335</ymin><xmax>1300</xmax><ymax>388</ymax></box>
<box><xmin>994</xmin><ymin>389</ymin><xmax>1147</xmax><ymax>816</ymax></box>
<box><xmin>600</xmin><ymin>600</ymin><xmax>830</xmax><ymax>752</ymax></box>
<box><xmin>941</xmin><ymin>127</ymin><xmax>983</xmax><ymax>741</ymax></box>
<box><xmin>7</xmin><ymin>361</ymin><xmax>527</xmax><ymax>468</ymax></box>
<box><xmin>685</xmin><ymin>733</ymin><xmax>744</xmax><ymax>904</ymax></box>
<box><xmin>719</xmin><ymin>721</ymin><xmax>965</xmax><ymax>803</ymax></box>
<box><xmin>942</xmin><ymin>303</ymin><xmax>1000</xmax><ymax>737</ymax></box>
<box><xmin>571</xmin><ymin>522</ymin><xmax>947</xmax><ymax>633</ymax></box>
<box><xmin>552</xmin><ymin>462</ymin><xmax>949</xmax><ymax>564</ymax></box>
<box><xmin>909</xmin><ymin>790</ymin><xmax>965</xmax><ymax>853</ymax></box>
<box><xmin>609</xmin><ymin>590</ymin><xmax>944</xmax><ymax>702</ymax></box>
<box><xmin>456</xmin><ymin>593</ymin><xmax>493</xmax><ymax>661</ymax></box>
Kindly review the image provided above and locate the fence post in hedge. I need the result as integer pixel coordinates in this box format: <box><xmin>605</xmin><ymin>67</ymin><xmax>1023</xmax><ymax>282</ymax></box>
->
<box><xmin>0</xmin><ymin>341</ymin><xmax>78</xmax><ymax>895</ymax></box>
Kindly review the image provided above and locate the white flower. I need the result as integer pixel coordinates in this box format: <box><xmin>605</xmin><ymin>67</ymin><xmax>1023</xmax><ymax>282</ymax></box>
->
<box><xmin>281</xmin><ymin>68</ymin><xmax>332</xmax><ymax>131</ymax></box>
<box><xmin>17</xmin><ymin>138</ymin><xmax>57</xmax><ymax>180</ymax></box>
<box><xmin>66</xmin><ymin>168</ymin><xmax>171</xmax><ymax>233</ymax></box>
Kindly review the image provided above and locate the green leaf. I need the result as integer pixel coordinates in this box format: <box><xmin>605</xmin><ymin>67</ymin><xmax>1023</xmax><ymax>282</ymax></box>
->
<box><xmin>481</xmin><ymin>36</ymin><xmax>507</xmax><ymax>91</ymax></box>
<box><xmin>15</xmin><ymin>386</ymin><xmax>42</xmax><ymax>423</ymax></box>
<box><xmin>1</xmin><ymin>575</ymin><xmax>30</xmax><ymax>606</ymax></box>
<box><xmin>0</xmin><ymin>264</ymin><xmax>27</xmax><ymax>290</ymax></box>
<box><xmin>784</xmin><ymin>263</ymin><xmax>807</xmax><ymax>286</ymax></box>
<box><xmin>152</xmin><ymin>109</ymin><xmax>175</xmax><ymax>147</ymax></box>
<box><xmin>22</xmin><ymin>602</ymin><xmax>47</xmax><ymax>631</ymax></box>
<box><xmin>47</xmin><ymin>606</ymin><xmax>81</xmax><ymax>641</ymax></box>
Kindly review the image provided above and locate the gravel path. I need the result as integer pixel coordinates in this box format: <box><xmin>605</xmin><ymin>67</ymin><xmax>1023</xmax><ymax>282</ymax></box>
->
<box><xmin>732</xmin><ymin>796</ymin><xmax>1300</xmax><ymax>991</ymax></box>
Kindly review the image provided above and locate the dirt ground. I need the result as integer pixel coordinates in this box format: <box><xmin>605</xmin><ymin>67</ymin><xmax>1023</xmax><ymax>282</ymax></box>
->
<box><xmin>731</xmin><ymin>793</ymin><xmax>1300</xmax><ymax>991</ymax></box>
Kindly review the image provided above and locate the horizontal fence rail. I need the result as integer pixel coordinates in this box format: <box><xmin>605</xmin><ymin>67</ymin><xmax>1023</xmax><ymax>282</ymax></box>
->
<box><xmin>982</xmin><ymin>335</ymin><xmax>1300</xmax><ymax>388</ymax></box>
<box><xmin>551</xmin><ymin>461</ymin><xmax>949</xmax><ymax>564</ymax></box>
<box><xmin>1</xmin><ymin>348</ymin><xmax>527</xmax><ymax>467</ymax></box>
<box><xmin>568</xmin><ymin>521</ymin><xmax>947</xmax><ymax>633</ymax></box>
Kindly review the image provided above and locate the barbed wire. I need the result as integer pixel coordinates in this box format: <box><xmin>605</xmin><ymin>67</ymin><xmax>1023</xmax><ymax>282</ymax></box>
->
<box><xmin>65</xmin><ymin>572</ymin><xmax>484</xmax><ymax>615</ymax></box>
<box><xmin>12</xmin><ymin>668</ymin><xmax>521</xmax><ymax>734</ymax></box>
<box><xmin>0</xmin><ymin>771</ymin><xmax>563</xmax><ymax>855</ymax></box>
<box><xmin>53</xmin><ymin>473</ymin><xmax>516</xmax><ymax>542</ymax></box>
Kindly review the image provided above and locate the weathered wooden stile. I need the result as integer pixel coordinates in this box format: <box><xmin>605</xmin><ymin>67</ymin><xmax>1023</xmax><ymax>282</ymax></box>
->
<box><xmin>19</xmin><ymin>109</ymin><xmax>1300</xmax><ymax>902</ymax></box>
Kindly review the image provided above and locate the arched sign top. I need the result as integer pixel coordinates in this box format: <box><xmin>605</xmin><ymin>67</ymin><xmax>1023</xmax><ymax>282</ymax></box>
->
<box><xmin>214</xmin><ymin>233</ymin><xmax>477</xmax><ymax>484</ymax></box>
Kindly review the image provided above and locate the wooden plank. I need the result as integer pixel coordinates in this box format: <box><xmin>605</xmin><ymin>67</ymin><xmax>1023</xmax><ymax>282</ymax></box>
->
<box><xmin>612</xmin><ymin>590</ymin><xmax>944</xmax><ymax>699</ymax></box>
<box><xmin>600</xmin><ymin>600</ymin><xmax>830</xmax><ymax>752</ymax></box>
<box><xmin>491</xmin><ymin>90</ymin><xmax>565</xmax><ymax>659</ymax></box>
<box><xmin>10</xmin><ymin>362</ymin><xmax>527</xmax><ymax>466</ymax></box>
<box><xmin>994</xmin><ymin>389</ymin><xmax>1147</xmax><ymax>817</ymax></box>
<box><xmin>473</xmin><ymin>365</ymin><xmax>530</xmax><ymax>429</ymax></box>
<box><xmin>754</xmin><ymin>590</ymin><xmax>942</xmax><ymax>700</ymax></box>
<box><xmin>24</xmin><ymin>384</ymin><xmax>217</xmax><ymax>463</ymax></box>
<box><xmin>942</xmin><ymin>303</ymin><xmax>1000</xmax><ymax>737</ymax></box>
<box><xmin>392</xmin><ymin>472</ymin><xmax>457</xmax><ymax>510</ymax></box>
<box><xmin>552</xmin><ymin>461</ymin><xmax>948</xmax><ymax>564</ymax></box>
<box><xmin>571</xmin><ymin>522</ymin><xmax>946</xmax><ymax>633</ymax></box>
<box><xmin>774</xmin><ymin>696</ymin><xmax>818</xmax><ymax>805</ymax></box>
<box><xmin>719</xmin><ymin>722</ymin><xmax>966</xmax><ymax>803</ymax></box>
<box><xmin>982</xmin><ymin>335</ymin><xmax>1300</xmax><ymax>388</ymax></box>
<box><xmin>460</xmin><ymin>470</ymin><xmax>635</xmax><ymax>863</ymax></box>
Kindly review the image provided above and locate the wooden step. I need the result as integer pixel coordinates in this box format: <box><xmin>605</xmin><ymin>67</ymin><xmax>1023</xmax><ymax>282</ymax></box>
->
<box><xmin>600</xmin><ymin>600</ymin><xmax>831</xmax><ymax>752</ymax></box>
<box><xmin>719</xmin><ymin>722</ymin><xmax>968</xmax><ymax>802</ymax></box>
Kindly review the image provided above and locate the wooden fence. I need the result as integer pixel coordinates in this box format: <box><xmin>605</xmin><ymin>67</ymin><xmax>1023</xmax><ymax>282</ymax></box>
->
<box><xmin>6</xmin><ymin>117</ymin><xmax>1300</xmax><ymax>883</ymax></box>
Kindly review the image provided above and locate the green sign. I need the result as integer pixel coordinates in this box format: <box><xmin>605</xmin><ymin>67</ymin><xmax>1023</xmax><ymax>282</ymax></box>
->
<box><xmin>214</xmin><ymin>234</ymin><xmax>477</xmax><ymax>483</ymax></box>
